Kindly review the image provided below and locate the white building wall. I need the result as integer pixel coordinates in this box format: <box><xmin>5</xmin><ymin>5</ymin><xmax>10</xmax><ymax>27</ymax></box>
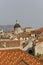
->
<box><xmin>20</xmin><ymin>40</ymin><xmax>33</xmax><ymax>51</ymax></box>
<box><xmin>25</xmin><ymin>28</ymin><xmax>34</xmax><ymax>33</ymax></box>
<box><xmin>35</xmin><ymin>42</ymin><xmax>43</xmax><ymax>55</ymax></box>
<box><xmin>14</xmin><ymin>28</ymin><xmax>23</xmax><ymax>34</ymax></box>
<box><xmin>0</xmin><ymin>29</ymin><xmax>3</xmax><ymax>33</ymax></box>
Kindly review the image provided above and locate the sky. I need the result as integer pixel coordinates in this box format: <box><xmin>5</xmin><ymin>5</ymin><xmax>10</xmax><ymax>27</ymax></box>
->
<box><xmin>0</xmin><ymin>0</ymin><xmax>43</xmax><ymax>29</ymax></box>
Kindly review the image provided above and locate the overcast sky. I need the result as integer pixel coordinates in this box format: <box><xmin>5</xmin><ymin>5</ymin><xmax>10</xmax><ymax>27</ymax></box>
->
<box><xmin>0</xmin><ymin>0</ymin><xmax>43</xmax><ymax>28</ymax></box>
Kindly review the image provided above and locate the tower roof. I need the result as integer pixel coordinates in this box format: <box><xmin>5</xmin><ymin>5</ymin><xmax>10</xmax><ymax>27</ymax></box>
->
<box><xmin>14</xmin><ymin>20</ymin><xmax>21</xmax><ymax>29</ymax></box>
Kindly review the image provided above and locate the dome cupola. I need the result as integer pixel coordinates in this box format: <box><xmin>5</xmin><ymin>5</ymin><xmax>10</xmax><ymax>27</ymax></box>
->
<box><xmin>14</xmin><ymin>20</ymin><xmax>21</xmax><ymax>29</ymax></box>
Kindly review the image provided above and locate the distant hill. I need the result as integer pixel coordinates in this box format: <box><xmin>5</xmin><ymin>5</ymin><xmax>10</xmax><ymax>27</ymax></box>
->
<box><xmin>0</xmin><ymin>25</ymin><xmax>14</xmax><ymax>32</ymax></box>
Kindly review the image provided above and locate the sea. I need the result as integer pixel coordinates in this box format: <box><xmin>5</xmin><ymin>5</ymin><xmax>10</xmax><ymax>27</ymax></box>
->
<box><xmin>0</xmin><ymin>25</ymin><xmax>14</xmax><ymax>32</ymax></box>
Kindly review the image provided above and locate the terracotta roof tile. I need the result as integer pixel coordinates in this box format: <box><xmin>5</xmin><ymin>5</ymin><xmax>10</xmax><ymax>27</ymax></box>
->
<box><xmin>8</xmin><ymin>29</ymin><xmax>14</xmax><ymax>34</ymax></box>
<box><xmin>34</xmin><ymin>37</ymin><xmax>43</xmax><ymax>43</ymax></box>
<box><xmin>37</xmin><ymin>57</ymin><xmax>43</xmax><ymax>64</ymax></box>
<box><xmin>20</xmin><ymin>33</ymin><xmax>31</xmax><ymax>38</ymax></box>
<box><xmin>0</xmin><ymin>40</ymin><xmax>20</xmax><ymax>43</ymax></box>
<box><xmin>36</xmin><ymin>27</ymin><xmax>43</xmax><ymax>33</ymax></box>
<box><xmin>39</xmin><ymin>56</ymin><xmax>43</xmax><ymax>60</ymax></box>
<box><xmin>0</xmin><ymin>40</ymin><xmax>20</xmax><ymax>47</ymax></box>
<box><xmin>0</xmin><ymin>49</ymin><xmax>42</xmax><ymax>65</ymax></box>
<box><xmin>31</xmin><ymin>30</ymin><xmax>36</xmax><ymax>34</ymax></box>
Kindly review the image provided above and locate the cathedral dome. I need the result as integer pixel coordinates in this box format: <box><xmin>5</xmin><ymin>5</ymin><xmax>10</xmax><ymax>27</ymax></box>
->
<box><xmin>14</xmin><ymin>20</ymin><xmax>21</xmax><ymax>29</ymax></box>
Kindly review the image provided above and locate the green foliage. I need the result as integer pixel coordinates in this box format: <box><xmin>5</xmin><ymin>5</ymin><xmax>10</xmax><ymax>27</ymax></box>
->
<box><xmin>35</xmin><ymin>53</ymin><xmax>41</xmax><ymax>58</ymax></box>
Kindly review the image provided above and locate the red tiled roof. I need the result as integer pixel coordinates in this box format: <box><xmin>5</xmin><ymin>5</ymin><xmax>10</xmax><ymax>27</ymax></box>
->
<box><xmin>0</xmin><ymin>40</ymin><xmax>20</xmax><ymax>44</ymax></box>
<box><xmin>20</xmin><ymin>32</ymin><xmax>31</xmax><ymax>38</ymax></box>
<box><xmin>31</xmin><ymin>30</ymin><xmax>36</xmax><ymax>34</ymax></box>
<box><xmin>36</xmin><ymin>27</ymin><xmax>43</xmax><ymax>34</ymax></box>
<box><xmin>0</xmin><ymin>49</ymin><xmax>42</xmax><ymax>65</ymax></box>
<box><xmin>34</xmin><ymin>37</ymin><xmax>43</xmax><ymax>43</ymax></box>
<box><xmin>38</xmin><ymin>37</ymin><xmax>43</xmax><ymax>42</ymax></box>
<box><xmin>38</xmin><ymin>56</ymin><xmax>43</xmax><ymax>64</ymax></box>
<box><xmin>8</xmin><ymin>29</ymin><xmax>14</xmax><ymax>34</ymax></box>
<box><xmin>39</xmin><ymin>56</ymin><xmax>43</xmax><ymax>61</ymax></box>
